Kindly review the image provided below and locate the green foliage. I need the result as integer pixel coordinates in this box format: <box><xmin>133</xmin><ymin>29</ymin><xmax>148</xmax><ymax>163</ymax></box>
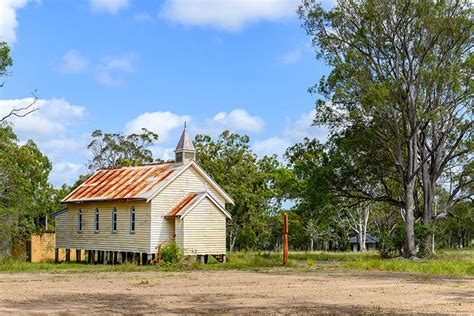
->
<box><xmin>299</xmin><ymin>0</ymin><xmax>473</xmax><ymax>257</ymax></box>
<box><xmin>1</xmin><ymin>249</ymin><xmax>471</xmax><ymax>276</ymax></box>
<box><xmin>194</xmin><ymin>131</ymin><xmax>283</xmax><ymax>251</ymax></box>
<box><xmin>159</xmin><ymin>241</ymin><xmax>183</xmax><ymax>264</ymax></box>
<box><xmin>0</xmin><ymin>41</ymin><xmax>13</xmax><ymax>78</ymax></box>
<box><xmin>87</xmin><ymin>128</ymin><xmax>159</xmax><ymax>171</ymax></box>
<box><xmin>435</xmin><ymin>201</ymin><xmax>474</xmax><ymax>249</ymax></box>
<box><xmin>378</xmin><ymin>225</ymin><xmax>404</xmax><ymax>259</ymax></box>
<box><xmin>0</xmin><ymin>125</ymin><xmax>54</xmax><ymax>254</ymax></box>
<box><xmin>341</xmin><ymin>257</ymin><xmax>474</xmax><ymax>277</ymax></box>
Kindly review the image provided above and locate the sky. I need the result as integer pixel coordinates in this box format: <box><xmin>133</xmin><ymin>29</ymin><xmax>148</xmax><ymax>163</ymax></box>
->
<box><xmin>0</xmin><ymin>0</ymin><xmax>333</xmax><ymax>187</ymax></box>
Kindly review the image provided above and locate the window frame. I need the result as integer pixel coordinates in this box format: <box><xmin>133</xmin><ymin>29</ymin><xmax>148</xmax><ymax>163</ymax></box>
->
<box><xmin>94</xmin><ymin>208</ymin><xmax>99</xmax><ymax>233</ymax></box>
<box><xmin>129</xmin><ymin>207</ymin><xmax>135</xmax><ymax>234</ymax></box>
<box><xmin>77</xmin><ymin>208</ymin><xmax>82</xmax><ymax>233</ymax></box>
<box><xmin>112</xmin><ymin>207</ymin><xmax>117</xmax><ymax>233</ymax></box>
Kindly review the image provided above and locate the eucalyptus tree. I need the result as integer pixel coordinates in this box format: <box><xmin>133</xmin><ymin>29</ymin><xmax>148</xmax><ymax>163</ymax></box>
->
<box><xmin>0</xmin><ymin>125</ymin><xmax>52</xmax><ymax>256</ymax></box>
<box><xmin>87</xmin><ymin>128</ymin><xmax>159</xmax><ymax>171</ymax></box>
<box><xmin>299</xmin><ymin>0</ymin><xmax>473</xmax><ymax>257</ymax></box>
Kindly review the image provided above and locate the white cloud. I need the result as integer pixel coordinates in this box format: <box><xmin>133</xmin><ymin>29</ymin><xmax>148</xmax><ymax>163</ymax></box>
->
<box><xmin>49</xmin><ymin>162</ymin><xmax>87</xmax><ymax>187</ymax></box>
<box><xmin>211</xmin><ymin>109</ymin><xmax>264</xmax><ymax>132</ymax></box>
<box><xmin>278</xmin><ymin>49</ymin><xmax>302</xmax><ymax>65</ymax></box>
<box><xmin>0</xmin><ymin>98</ymin><xmax>87</xmax><ymax>139</ymax></box>
<box><xmin>253</xmin><ymin>136</ymin><xmax>291</xmax><ymax>158</ymax></box>
<box><xmin>90</xmin><ymin>0</ymin><xmax>129</xmax><ymax>14</ymax></box>
<box><xmin>95</xmin><ymin>71</ymin><xmax>124</xmax><ymax>86</ymax></box>
<box><xmin>0</xmin><ymin>0</ymin><xmax>28</xmax><ymax>44</ymax></box>
<box><xmin>253</xmin><ymin>110</ymin><xmax>328</xmax><ymax>158</ymax></box>
<box><xmin>125</xmin><ymin>111</ymin><xmax>191</xmax><ymax>143</ymax></box>
<box><xmin>160</xmin><ymin>0</ymin><xmax>298</xmax><ymax>31</ymax></box>
<box><xmin>149</xmin><ymin>146</ymin><xmax>175</xmax><ymax>161</ymax></box>
<box><xmin>101</xmin><ymin>54</ymin><xmax>136</xmax><ymax>72</ymax></box>
<box><xmin>56</xmin><ymin>50</ymin><xmax>89</xmax><ymax>74</ymax></box>
<box><xmin>95</xmin><ymin>54</ymin><xmax>136</xmax><ymax>86</ymax></box>
<box><xmin>282</xmin><ymin>109</ymin><xmax>328</xmax><ymax>142</ymax></box>
<box><xmin>0</xmin><ymin>97</ymin><xmax>89</xmax><ymax>186</ymax></box>
<box><xmin>57</xmin><ymin>51</ymin><xmax>137</xmax><ymax>86</ymax></box>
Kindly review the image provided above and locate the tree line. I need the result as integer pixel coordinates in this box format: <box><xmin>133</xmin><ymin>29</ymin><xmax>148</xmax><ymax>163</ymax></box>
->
<box><xmin>1</xmin><ymin>0</ymin><xmax>472</xmax><ymax>259</ymax></box>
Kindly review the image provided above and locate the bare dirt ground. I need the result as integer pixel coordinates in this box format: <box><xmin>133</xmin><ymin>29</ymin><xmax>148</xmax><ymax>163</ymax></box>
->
<box><xmin>0</xmin><ymin>268</ymin><xmax>472</xmax><ymax>315</ymax></box>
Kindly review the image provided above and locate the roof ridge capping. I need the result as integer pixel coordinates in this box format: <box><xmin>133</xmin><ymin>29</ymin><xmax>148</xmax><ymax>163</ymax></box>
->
<box><xmin>97</xmin><ymin>161</ymin><xmax>174</xmax><ymax>171</ymax></box>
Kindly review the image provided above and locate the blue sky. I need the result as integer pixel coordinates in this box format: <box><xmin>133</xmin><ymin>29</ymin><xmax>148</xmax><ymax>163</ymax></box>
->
<box><xmin>0</xmin><ymin>0</ymin><xmax>332</xmax><ymax>186</ymax></box>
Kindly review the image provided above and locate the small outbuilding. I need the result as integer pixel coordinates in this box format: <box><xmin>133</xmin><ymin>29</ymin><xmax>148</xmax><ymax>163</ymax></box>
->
<box><xmin>53</xmin><ymin>126</ymin><xmax>233</xmax><ymax>263</ymax></box>
<box><xmin>350</xmin><ymin>234</ymin><xmax>379</xmax><ymax>252</ymax></box>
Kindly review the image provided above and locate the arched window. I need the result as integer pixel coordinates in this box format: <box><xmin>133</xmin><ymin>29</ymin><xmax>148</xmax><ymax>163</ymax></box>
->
<box><xmin>130</xmin><ymin>207</ymin><xmax>135</xmax><ymax>234</ymax></box>
<box><xmin>112</xmin><ymin>207</ymin><xmax>117</xmax><ymax>233</ymax></box>
<box><xmin>94</xmin><ymin>208</ymin><xmax>99</xmax><ymax>233</ymax></box>
<box><xmin>77</xmin><ymin>209</ymin><xmax>82</xmax><ymax>232</ymax></box>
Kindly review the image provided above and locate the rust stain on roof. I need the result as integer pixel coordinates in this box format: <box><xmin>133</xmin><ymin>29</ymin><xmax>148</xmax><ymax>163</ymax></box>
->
<box><xmin>63</xmin><ymin>162</ymin><xmax>179</xmax><ymax>203</ymax></box>
<box><xmin>164</xmin><ymin>193</ymin><xmax>199</xmax><ymax>217</ymax></box>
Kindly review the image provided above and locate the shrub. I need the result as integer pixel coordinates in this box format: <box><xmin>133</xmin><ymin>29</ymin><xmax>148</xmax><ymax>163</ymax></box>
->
<box><xmin>159</xmin><ymin>241</ymin><xmax>183</xmax><ymax>264</ymax></box>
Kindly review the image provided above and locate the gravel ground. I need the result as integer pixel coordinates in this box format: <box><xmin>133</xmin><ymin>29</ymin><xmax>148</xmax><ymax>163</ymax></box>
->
<box><xmin>0</xmin><ymin>268</ymin><xmax>472</xmax><ymax>314</ymax></box>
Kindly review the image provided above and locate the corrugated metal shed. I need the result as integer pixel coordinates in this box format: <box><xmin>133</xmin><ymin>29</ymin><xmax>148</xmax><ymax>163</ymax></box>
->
<box><xmin>62</xmin><ymin>163</ymin><xmax>181</xmax><ymax>203</ymax></box>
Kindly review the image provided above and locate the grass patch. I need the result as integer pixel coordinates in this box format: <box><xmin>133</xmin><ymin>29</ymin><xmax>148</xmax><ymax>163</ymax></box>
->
<box><xmin>0</xmin><ymin>248</ymin><xmax>472</xmax><ymax>276</ymax></box>
<box><xmin>339</xmin><ymin>248</ymin><xmax>474</xmax><ymax>276</ymax></box>
<box><xmin>341</xmin><ymin>259</ymin><xmax>474</xmax><ymax>276</ymax></box>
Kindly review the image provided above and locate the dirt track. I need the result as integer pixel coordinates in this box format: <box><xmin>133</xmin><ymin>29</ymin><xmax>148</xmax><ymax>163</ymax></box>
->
<box><xmin>0</xmin><ymin>268</ymin><xmax>472</xmax><ymax>314</ymax></box>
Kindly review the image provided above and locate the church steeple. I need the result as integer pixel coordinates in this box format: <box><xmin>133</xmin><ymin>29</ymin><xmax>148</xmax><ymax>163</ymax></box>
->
<box><xmin>175</xmin><ymin>122</ymin><xmax>195</xmax><ymax>164</ymax></box>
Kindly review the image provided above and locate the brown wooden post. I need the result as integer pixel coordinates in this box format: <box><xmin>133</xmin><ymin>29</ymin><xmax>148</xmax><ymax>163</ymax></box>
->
<box><xmin>91</xmin><ymin>250</ymin><xmax>96</xmax><ymax>264</ymax></box>
<box><xmin>76</xmin><ymin>249</ymin><xmax>81</xmax><ymax>262</ymax></box>
<box><xmin>65</xmin><ymin>249</ymin><xmax>70</xmax><ymax>263</ymax></box>
<box><xmin>55</xmin><ymin>248</ymin><xmax>59</xmax><ymax>263</ymax></box>
<box><xmin>283</xmin><ymin>212</ymin><xmax>289</xmax><ymax>265</ymax></box>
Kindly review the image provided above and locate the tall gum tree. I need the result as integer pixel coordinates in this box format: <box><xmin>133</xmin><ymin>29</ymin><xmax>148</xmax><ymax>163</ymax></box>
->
<box><xmin>299</xmin><ymin>0</ymin><xmax>473</xmax><ymax>257</ymax></box>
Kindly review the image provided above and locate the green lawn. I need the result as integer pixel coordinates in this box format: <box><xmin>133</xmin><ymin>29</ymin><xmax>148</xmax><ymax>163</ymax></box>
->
<box><xmin>1</xmin><ymin>248</ymin><xmax>472</xmax><ymax>276</ymax></box>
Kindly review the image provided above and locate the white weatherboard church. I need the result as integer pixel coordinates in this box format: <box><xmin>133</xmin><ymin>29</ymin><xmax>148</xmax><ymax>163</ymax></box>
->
<box><xmin>54</xmin><ymin>126</ymin><xmax>233</xmax><ymax>263</ymax></box>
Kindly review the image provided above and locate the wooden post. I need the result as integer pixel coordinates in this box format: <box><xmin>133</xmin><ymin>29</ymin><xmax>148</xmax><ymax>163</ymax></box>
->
<box><xmin>65</xmin><ymin>249</ymin><xmax>70</xmax><ymax>263</ymax></box>
<box><xmin>76</xmin><ymin>250</ymin><xmax>81</xmax><ymax>262</ymax></box>
<box><xmin>147</xmin><ymin>253</ymin><xmax>153</xmax><ymax>264</ymax></box>
<box><xmin>55</xmin><ymin>248</ymin><xmax>59</xmax><ymax>263</ymax></box>
<box><xmin>91</xmin><ymin>250</ymin><xmax>96</xmax><ymax>264</ymax></box>
<box><xmin>283</xmin><ymin>212</ymin><xmax>289</xmax><ymax>265</ymax></box>
<box><xmin>102</xmin><ymin>251</ymin><xmax>107</xmax><ymax>264</ymax></box>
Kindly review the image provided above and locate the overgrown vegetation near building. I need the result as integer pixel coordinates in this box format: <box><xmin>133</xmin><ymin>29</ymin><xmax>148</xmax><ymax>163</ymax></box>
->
<box><xmin>0</xmin><ymin>248</ymin><xmax>472</xmax><ymax>277</ymax></box>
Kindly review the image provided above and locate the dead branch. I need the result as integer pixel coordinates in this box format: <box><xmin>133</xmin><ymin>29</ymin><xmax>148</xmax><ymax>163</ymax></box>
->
<box><xmin>0</xmin><ymin>90</ymin><xmax>39</xmax><ymax>123</ymax></box>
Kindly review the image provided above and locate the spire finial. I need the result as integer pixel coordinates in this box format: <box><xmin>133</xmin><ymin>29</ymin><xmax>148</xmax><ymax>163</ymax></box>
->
<box><xmin>175</xmin><ymin>122</ymin><xmax>195</xmax><ymax>164</ymax></box>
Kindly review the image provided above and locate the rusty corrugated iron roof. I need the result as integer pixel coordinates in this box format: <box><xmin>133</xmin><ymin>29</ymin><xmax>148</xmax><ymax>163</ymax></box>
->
<box><xmin>62</xmin><ymin>162</ymin><xmax>181</xmax><ymax>203</ymax></box>
<box><xmin>164</xmin><ymin>192</ymin><xmax>199</xmax><ymax>217</ymax></box>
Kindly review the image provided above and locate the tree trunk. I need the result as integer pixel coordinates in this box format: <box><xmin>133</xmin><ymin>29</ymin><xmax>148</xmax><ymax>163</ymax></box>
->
<box><xmin>421</xmin><ymin>158</ymin><xmax>436</xmax><ymax>254</ymax></box>
<box><xmin>404</xmin><ymin>180</ymin><xmax>417</xmax><ymax>258</ymax></box>
<box><xmin>310</xmin><ymin>238</ymin><xmax>314</xmax><ymax>252</ymax></box>
<box><xmin>358</xmin><ymin>231</ymin><xmax>367</xmax><ymax>252</ymax></box>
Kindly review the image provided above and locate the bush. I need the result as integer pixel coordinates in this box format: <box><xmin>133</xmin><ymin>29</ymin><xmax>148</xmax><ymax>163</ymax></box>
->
<box><xmin>379</xmin><ymin>225</ymin><xmax>404</xmax><ymax>258</ymax></box>
<box><xmin>159</xmin><ymin>241</ymin><xmax>183</xmax><ymax>264</ymax></box>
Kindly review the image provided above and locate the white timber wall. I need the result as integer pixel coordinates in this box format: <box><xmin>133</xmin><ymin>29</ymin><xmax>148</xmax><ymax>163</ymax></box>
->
<box><xmin>181</xmin><ymin>197</ymin><xmax>227</xmax><ymax>255</ymax></box>
<box><xmin>175</xmin><ymin>218</ymin><xmax>184</xmax><ymax>250</ymax></box>
<box><xmin>150</xmin><ymin>164</ymin><xmax>226</xmax><ymax>253</ymax></box>
<box><xmin>56</xmin><ymin>201</ymin><xmax>151</xmax><ymax>253</ymax></box>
